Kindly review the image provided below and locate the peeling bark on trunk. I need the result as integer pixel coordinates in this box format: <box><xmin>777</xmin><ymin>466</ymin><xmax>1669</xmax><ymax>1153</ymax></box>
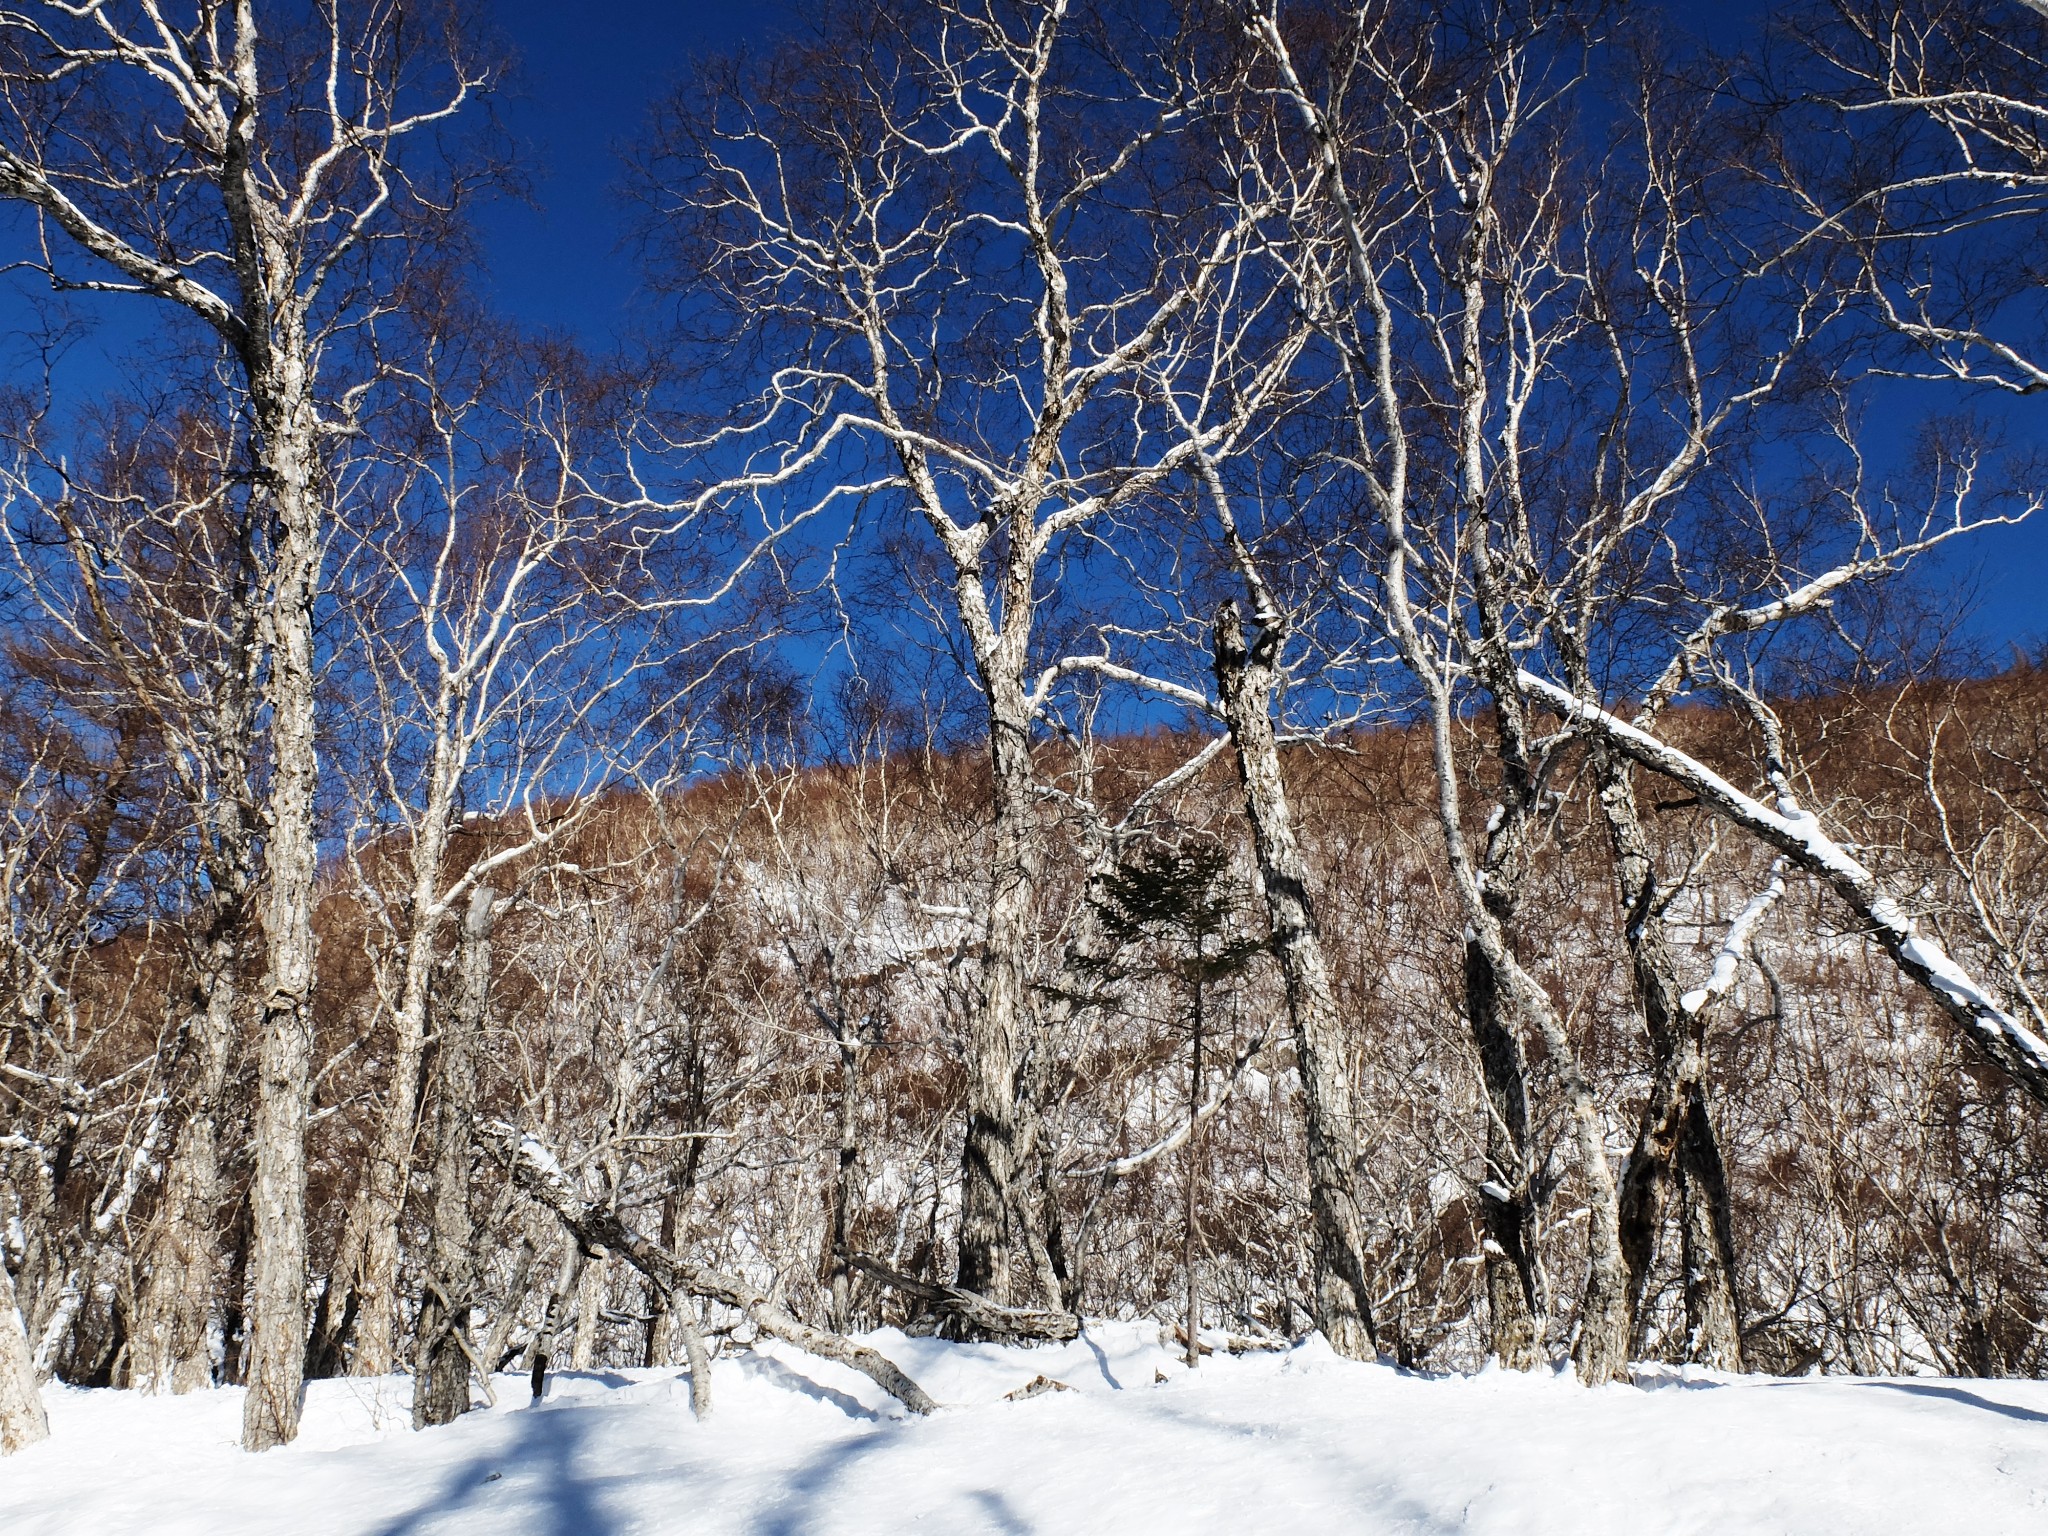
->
<box><xmin>133</xmin><ymin>940</ymin><xmax>241</xmax><ymax>1394</ymax></box>
<box><xmin>243</xmin><ymin>391</ymin><xmax>322</xmax><ymax>1453</ymax></box>
<box><xmin>412</xmin><ymin>888</ymin><xmax>493</xmax><ymax>1429</ymax></box>
<box><xmin>1676</xmin><ymin>1097</ymin><xmax>1744</xmax><ymax>1370</ymax></box>
<box><xmin>134</xmin><ymin>600</ymin><xmax>260</xmax><ymax>1396</ymax></box>
<box><xmin>644</xmin><ymin>1198</ymin><xmax>678</xmax><ymax>1368</ymax></box>
<box><xmin>527</xmin><ymin>1245</ymin><xmax>583</xmax><ymax>1403</ymax></box>
<box><xmin>1213</xmin><ymin>605</ymin><xmax>1377</xmax><ymax>1360</ymax></box>
<box><xmin>353</xmin><ymin>787</ymin><xmax>464</xmax><ymax>1376</ymax></box>
<box><xmin>677</xmin><ymin>1304</ymin><xmax>713</xmax><ymax>1421</ymax></box>
<box><xmin>571</xmin><ymin>1261</ymin><xmax>603</xmax><ymax>1371</ymax></box>
<box><xmin>482</xmin><ymin>1235</ymin><xmax>537</xmax><ymax>1376</ymax></box>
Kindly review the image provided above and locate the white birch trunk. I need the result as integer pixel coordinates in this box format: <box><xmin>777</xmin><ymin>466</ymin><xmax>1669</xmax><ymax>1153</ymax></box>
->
<box><xmin>0</xmin><ymin>1253</ymin><xmax>49</xmax><ymax>1454</ymax></box>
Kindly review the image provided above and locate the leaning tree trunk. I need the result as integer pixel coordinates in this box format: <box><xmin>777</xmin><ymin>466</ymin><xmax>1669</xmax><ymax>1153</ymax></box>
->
<box><xmin>1213</xmin><ymin>604</ymin><xmax>1377</xmax><ymax>1360</ymax></box>
<box><xmin>953</xmin><ymin>663</ymin><xmax>1038</xmax><ymax>1315</ymax></box>
<box><xmin>526</xmin><ymin>1244</ymin><xmax>582</xmax><ymax>1403</ymax></box>
<box><xmin>0</xmin><ymin>1251</ymin><xmax>49</xmax><ymax>1455</ymax></box>
<box><xmin>413</xmin><ymin>887</ymin><xmax>493</xmax><ymax>1429</ymax></box>
<box><xmin>493</xmin><ymin>1124</ymin><xmax>937</xmax><ymax>1415</ymax></box>
<box><xmin>243</xmin><ymin>392</ymin><xmax>323</xmax><ymax>1454</ymax></box>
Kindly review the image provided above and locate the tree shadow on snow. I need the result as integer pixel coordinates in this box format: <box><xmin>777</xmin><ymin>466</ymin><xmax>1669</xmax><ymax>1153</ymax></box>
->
<box><xmin>741</xmin><ymin>1353</ymin><xmax>882</xmax><ymax>1420</ymax></box>
<box><xmin>963</xmin><ymin>1488</ymin><xmax>1033</xmax><ymax>1533</ymax></box>
<box><xmin>1122</xmin><ymin>1396</ymin><xmax>1464</xmax><ymax>1533</ymax></box>
<box><xmin>744</xmin><ymin>1421</ymin><xmax>901</xmax><ymax>1536</ymax></box>
<box><xmin>1857</xmin><ymin>1380</ymin><xmax>2048</xmax><ymax>1425</ymax></box>
<box><xmin>366</xmin><ymin>1405</ymin><xmax>614</xmax><ymax>1536</ymax></box>
<box><xmin>742</xmin><ymin>1424</ymin><xmax>1041</xmax><ymax>1536</ymax></box>
<box><xmin>1080</xmin><ymin>1330</ymin><xmax>1123</xmax><ymax>1391</ymax></box>
<box><xmin>534</xmin><ymin>1369</ymin><xmax>638</xmax><ymax>1399</ymax></box>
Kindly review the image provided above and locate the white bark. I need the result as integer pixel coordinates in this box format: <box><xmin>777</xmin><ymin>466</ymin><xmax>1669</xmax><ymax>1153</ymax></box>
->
<box><xmin>0</xmin><ymin>1254</ymin><xmax>48</xmax><ymax>1455</ymax></box>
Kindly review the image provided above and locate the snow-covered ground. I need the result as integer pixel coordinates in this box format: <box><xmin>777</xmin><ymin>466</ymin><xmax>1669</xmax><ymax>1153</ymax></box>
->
<box><xmin>4</xmin><ymin>1324</ymin><xmax>2045</xmax><ymax>1534</ymax></box>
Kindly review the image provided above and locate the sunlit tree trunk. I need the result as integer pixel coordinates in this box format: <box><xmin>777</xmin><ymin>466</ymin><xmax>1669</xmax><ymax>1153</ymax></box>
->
<box><xmin>1213</xmin><ymin>604</ymin><xmax>1377</xmax><ymax>1359</ymax></box>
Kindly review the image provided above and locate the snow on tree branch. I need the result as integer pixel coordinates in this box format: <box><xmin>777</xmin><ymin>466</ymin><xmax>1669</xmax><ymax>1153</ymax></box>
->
<box><xmin>1520</xmin><ymin>670</ymin><xmax>2048</xmax><ymax>1104</ymax></box>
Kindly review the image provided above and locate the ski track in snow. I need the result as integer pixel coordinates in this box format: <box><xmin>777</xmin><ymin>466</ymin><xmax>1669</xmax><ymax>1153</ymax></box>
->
<box><xmin>3</xmin><ymin>1323</ymin><xmax>2045</xmax><ymax>1534</ymax></box>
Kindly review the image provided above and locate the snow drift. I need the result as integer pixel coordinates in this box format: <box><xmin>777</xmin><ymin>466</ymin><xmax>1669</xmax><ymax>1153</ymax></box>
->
<box><xmin>3</xmin><ymin>1324</ymin><xmax>2044</xmax><ymax>1534</ymax></box>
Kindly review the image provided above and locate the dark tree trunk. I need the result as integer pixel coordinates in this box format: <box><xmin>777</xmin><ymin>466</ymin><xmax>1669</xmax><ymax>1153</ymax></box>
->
<box><xmin>1590</xmin><ymin>743</ymin><xmax>1745</xmax><ymax>1369</ymax></box>
<box><xmin>1185</xmin><ymin>961</ymin><xmax>1204</xmax><ymax>1369</ymax></box>
<box><xmin>829</xmin><ymin>1033</ymin><xmax>859</xmax><ymax>1336</ymax></box>
<box><xmin>1464</xmin><ymin>939</ymin><xmax>1544</xmax><ymax>1371</ymax></box>
<box><xmin>1677</xmin><ymin>1095</ymin><xmax>1743</xmax><ymax>1369</ymax></box>
<box><xmin>527</xmin><ymin>1245</ymin><xmax>583</xmax><ymax>1405</ymax></box>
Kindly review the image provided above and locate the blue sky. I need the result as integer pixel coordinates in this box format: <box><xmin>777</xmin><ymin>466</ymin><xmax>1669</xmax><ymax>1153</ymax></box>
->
<box><xmin>3</xmin><ymin>0</ymin><xmax>2040</xmax><ymax>653</ymax></box>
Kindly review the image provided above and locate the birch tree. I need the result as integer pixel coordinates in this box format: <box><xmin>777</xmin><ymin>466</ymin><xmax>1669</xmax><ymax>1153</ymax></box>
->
<box><xmin>1770</xmin><ymin>0</ymin><xmax>2048</xmax><ymax>393</ymax></box>
<box><xmin>640</xmin><ymin>0</ymin><xmax>1297</xmax><ymax>1313</ymax></box>
<box><xmin>312</xmin><ymin>336</ymin><xmax>707</xmax><ymax>1379</ymax></box>
<box><xmin>0</xmin><ymin>0</ymin><xmax>488</xmax><ymax>1447</ymax></box>
<box><xmin>3</xmin><ymin>400</ymin><xmax>268</xmax><ymax>1395</ymax></box>
<box><xmin>1239</xmin><ymin>0</ymin><xmax>1852</xmax><ymax>1378</ymax></box>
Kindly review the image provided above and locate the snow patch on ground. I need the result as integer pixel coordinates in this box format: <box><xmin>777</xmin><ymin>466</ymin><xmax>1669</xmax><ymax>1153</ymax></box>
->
<box><xmin>4</xmin><ymin>1323</ymin><xmax>2045</xmax><ymax>1533</ymax></box>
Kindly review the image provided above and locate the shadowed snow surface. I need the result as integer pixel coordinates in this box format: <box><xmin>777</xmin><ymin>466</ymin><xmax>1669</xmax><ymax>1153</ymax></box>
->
<box><xmin>3</xmin><ymin>1323</ymin><xmax>2045</xmax><ymax>1534</ymax></box>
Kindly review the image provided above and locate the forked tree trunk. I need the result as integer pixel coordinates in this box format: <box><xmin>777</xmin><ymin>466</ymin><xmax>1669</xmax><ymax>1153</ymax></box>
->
<box><xmin>351</xmin><ymin>991</ymin><xmax>433</xmax><ymax>1377</ymax></box>
<box><xmin>354</xmin><ymin>771</ymin><xmax>464</xmax><ymax>1376</ymax></box>
<box><xmin>0</xmin><ymin>1253</ymin><xmax>49</xmax><ymax>1454</ymax></box>
<box><xmin>482</xmin><ymin>1235</ymin><xmax>537</xmax><ymax>1376</ymax></box>
<box><xmin>1677</xmin><ymin>1097</ymin><xmax>1744</xmax><ymax>1370</ymax></box>
<box><xmin>413</xmin><ymin>887</ymin><xmax>494</xmax><ymax>1429</ymax></box>
<box><xmin>1213</xmin><ymin>604</ymin><xmax>1377</xmax><ymax>1360</ymax></box>
<box><xmin>1589</xmin><ymin>743</ymin><xmax>1745</xmax><ymax>1369</ymax></box>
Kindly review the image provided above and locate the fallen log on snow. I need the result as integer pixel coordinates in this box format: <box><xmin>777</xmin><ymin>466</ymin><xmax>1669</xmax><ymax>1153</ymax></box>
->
<box><xmin>482</xmin><ymin>1122</ymin><xmax>937</xmax><ymax>1415</ymax></box>
<box><xmin>847</xmin><ymin>1254</ymin><xmax>1081</xmax><ymax>1343</ymax></box>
